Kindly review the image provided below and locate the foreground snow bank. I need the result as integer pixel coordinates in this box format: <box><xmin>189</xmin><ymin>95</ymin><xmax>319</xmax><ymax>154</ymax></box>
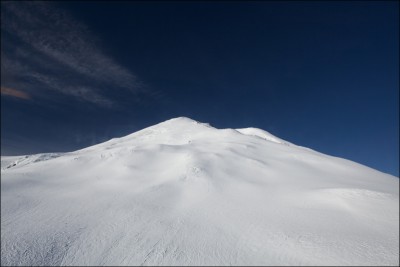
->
<box><xmin>1</xmin><ymin>117</ymin><xmax>399</xmax><ymax>266</ymax></box>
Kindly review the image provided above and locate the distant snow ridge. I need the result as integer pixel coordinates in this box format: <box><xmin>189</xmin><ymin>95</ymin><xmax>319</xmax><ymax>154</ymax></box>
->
<box><xmin>1</xmin><ymin>117</ymin><xmax>399</xmax><ymax>266</ymax></box>
<box><xmin>236</xmin><ymin>127</ymin><xmax>291</xmax><ymax>145</ymax></box>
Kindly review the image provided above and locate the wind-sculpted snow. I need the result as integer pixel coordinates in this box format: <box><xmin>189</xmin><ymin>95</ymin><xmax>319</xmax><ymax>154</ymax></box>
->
<box><xmin>236</xmin><ymin>127</ymin><xmax>291</xmax><ymax>145</ymax></box>
<box><xmin>1</xmin><ymin>117</ymin><xmax>399</xmax><ymax>266</ymax></box>
<box><xmin>1</xmin><ymin>153</ymin><xmax>62</xmax><ymax>170</ymax></box>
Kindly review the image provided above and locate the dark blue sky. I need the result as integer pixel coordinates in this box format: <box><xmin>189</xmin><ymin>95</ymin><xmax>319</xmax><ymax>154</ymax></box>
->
<box><xmin>1</xmin><ymin>1</ymin><xmax>399</xmax><ymax>176</ymax></box>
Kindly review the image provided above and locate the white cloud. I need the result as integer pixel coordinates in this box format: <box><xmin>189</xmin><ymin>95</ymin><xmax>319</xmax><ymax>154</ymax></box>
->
<box><xmin>1</xmin><ymin>1</ymin><xmax>146</xmax><ymax>107</ymax></box>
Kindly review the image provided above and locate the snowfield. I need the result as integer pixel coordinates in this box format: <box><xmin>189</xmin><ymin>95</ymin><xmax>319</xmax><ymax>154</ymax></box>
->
<box><xmin>1</xmin><ymin>117</ymin><xmax>399</xmax><ymax>266</ymax></box>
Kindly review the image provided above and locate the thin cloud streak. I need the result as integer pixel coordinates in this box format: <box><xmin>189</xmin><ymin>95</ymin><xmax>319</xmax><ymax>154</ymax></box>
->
<box><xmin>1</xmin><ymin>1</ymin><xmax>149</xmax><ymax>108</ymax></box>
<box><xmin>1</xmin><ymin>86</ymin><xmax>31</xmax><ymax>100</ymax></box>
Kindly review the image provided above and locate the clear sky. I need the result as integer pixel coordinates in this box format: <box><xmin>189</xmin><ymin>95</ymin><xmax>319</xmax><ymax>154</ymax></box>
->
<box><xmin>1</xmin><ymin>1</ymin><xmax>399</xmax><ymax>176</ymax></box>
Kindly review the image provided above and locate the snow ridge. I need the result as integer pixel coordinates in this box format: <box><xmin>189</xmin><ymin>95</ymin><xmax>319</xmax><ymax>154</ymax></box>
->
<box><xmin>1</xmin><ymin>117</ymin><xmax>399</xmax><ymax>266</ymax></box>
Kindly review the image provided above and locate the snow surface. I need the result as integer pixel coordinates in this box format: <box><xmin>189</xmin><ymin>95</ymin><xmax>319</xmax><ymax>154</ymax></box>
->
<box><xmin>1</xmin><ymin>117</ymin><xmax>399</xmax><ymax>266</ymax></box>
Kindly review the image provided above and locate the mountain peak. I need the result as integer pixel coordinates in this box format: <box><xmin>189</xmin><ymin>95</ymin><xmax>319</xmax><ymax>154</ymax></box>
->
<box><xmin>1</xmin><ymin>117</ymin><xmax>398</xmax><ymax>266</ymax></box>
<box><xmin>166</xmin><ymin>116</ymin><xmax>198</xmax><ymax>123</ymax></box>
<box><xmin>160</xmin><ymin>117</ymin><xmax>211</xmax><ymax>127</ymax></box>
<box><xmin>236</xmin><ymin>127</ymin><xmax>291</xmax><ymax>145</ymax></box>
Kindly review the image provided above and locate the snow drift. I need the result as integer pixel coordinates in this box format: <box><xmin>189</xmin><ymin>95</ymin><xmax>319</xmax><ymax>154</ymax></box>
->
<box><xmin>1</xmin><ymin>117</ymin><xmax>399</xmax><ymax>266</ymax></box>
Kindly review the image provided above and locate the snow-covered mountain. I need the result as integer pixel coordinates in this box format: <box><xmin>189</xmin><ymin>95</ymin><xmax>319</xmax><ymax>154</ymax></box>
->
<box><xmin>1</xmin><ymin>117</ymin><xmax>399</xmax><ymax>266</ymax></box>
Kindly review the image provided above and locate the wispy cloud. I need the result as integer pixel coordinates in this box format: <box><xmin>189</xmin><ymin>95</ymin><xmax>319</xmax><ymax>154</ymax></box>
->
<box><xmin>1</xmin><ymin>1</ymin><xmax>149</xmax><ymax>108</ymax></box>
<box><xmin>1</xmin><ymin>86</ymin><xmax>31</xmax><ymax>100</ymax></box>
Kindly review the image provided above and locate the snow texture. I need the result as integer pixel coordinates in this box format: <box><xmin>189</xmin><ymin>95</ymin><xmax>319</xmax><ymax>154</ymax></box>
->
<box><xmin>1</xmin><ymin>117</ymin><xmax>399</xmax><ymax>266</ymax></box>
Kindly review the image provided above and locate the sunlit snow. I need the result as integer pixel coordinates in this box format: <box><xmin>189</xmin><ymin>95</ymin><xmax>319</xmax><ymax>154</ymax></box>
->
<box><xmin>1</xmin><ymin>117</ymin><xmax>399</xmax><ymax>266</ymax></box>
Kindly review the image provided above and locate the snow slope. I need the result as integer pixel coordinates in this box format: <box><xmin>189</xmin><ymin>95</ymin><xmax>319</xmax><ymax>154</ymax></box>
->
<box><xmin>1</xmin><ymin>117</ymin><xmax>399</xmax><ymax>266</ymax></box>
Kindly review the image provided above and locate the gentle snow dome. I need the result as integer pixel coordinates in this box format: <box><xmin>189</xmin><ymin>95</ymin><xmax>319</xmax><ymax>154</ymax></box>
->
<box><xmin>1</xmin><ymin>2</ymin><xmax>398</xmax><ymax>175</ymax></box>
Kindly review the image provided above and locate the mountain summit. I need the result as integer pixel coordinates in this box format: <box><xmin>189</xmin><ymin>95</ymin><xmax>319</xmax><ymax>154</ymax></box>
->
<box><xmin>1</xmin><ymin>117</ymin><xmax>399</xmax><ymax>266</ymax></box>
